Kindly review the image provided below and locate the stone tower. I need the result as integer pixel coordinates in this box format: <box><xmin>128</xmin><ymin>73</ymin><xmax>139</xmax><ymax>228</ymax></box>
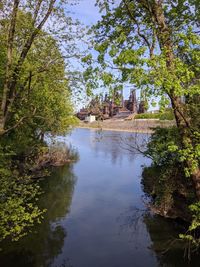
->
<box><xmin>129</xmin><ymin>89</ymin><xmax>137</xmax><ymax>113</ymax></box>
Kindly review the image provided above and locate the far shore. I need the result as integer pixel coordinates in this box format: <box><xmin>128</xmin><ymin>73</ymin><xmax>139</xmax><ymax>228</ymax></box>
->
<box><xmin>76</xmin><ymin>119</ymin><xmax>175</xmax><ymax>134</ymax></box>
<box><xmin>77</xmin><ymin>125</ymin><xmax>153</xmax><ymax>134</ymax></box>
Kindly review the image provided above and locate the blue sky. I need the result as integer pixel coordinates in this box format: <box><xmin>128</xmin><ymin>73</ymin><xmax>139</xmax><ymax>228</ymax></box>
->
<box><xmin>66</xmin><ymin>0</ymin><xmax>102</xmax><ymax>109</ymax></box>
<box><xmin>68</xmin><ymin>1</ymin><xmax>135</xmax><ymax>100</ymax></box>
<box><xmin>69</xmin><ymin>0</ymin><xmax>100</xmax><ymax>26</ymax></box>
<box><xmin>67</xmin><ymin>0</ymin><xmax>159</xmax><ymax>111</ymax></box>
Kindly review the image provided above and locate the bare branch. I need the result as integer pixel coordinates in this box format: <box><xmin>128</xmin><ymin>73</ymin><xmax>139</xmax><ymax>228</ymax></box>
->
<box><xmin>32</xmin><ymin>0</ymin><xmax>43</xmax><ymax>26</ymax></box>
<box><xmin>119</xmin><ymin>134</ymin><xmax>152</xmax><ymax>159</ymax></box>
<box><xmin>4</xmin><ymin>116</ymin><xmax>27</xmax><ymax>134</ymax></box>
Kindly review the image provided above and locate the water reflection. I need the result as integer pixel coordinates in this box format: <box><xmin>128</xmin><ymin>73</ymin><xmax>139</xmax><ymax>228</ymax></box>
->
<box><xmin>116</xmin><ymin>206</ymin><xmax>149</xmax><ymax>250</ymax></box>
<box><xmin>0</xmin><ymin>129</ymin><xmax>199</xmax><ymax>267</ymax></box>
<box><xmin>143</xmin><ymin>215</ymin><xmax>200</xmax><ymax>267</ymax></box>
<box><xmin>0</xmin><ymin>165</ymin><xmax>77</xmax><ymax>267</ymax></box>
<box><xmin>68</xmin><ymin>128</ymin><xmax>150</xmax><ymax>166</ymax></box>
<box><xmin>117</xmin><ymin>206</ymin><xmax>200</xmax><ymax>267</ymax></box>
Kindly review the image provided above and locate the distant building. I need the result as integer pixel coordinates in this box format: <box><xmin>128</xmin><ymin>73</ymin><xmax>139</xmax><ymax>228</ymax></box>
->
<box><xmin>138</xmin><ymin>100</ymin><xmax>147</xmax><ymax>114</ymax></box>
<box><xmin>85</xmin><ymin>115</ymin><xmax>96</xmax><ymax>123</ymax></box>
<box><xmin>77</xmin><ymin>89</ymin><xmax>148</xmax><ymax>121</ymax></box>
<box><xmin>124</xmin><ymin>89</ymin><xmax>137</xmax><ymax>113</ymax></box>
<box><xmin>77</xmin><ymin>108</ymin><xmax>89</xmax><ymax>120</ymax></box>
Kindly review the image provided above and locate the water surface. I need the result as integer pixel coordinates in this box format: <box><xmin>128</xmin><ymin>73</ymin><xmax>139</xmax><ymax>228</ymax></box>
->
<box><xmin>0</xmin><ymin>128</ymin><xmax>199</xmax><ymax>267</ymax></box>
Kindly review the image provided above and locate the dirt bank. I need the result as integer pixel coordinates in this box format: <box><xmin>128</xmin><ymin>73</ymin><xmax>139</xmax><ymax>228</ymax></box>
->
<box><xmin>77</xmin><ymin>119</ymin><xmax>175</xmax><ymax>133</ymax></box>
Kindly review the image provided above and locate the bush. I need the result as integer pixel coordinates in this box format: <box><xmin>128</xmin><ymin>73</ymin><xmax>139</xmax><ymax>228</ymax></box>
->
<box><xmin>142</xmin><ymin>127</ymin><xmax>196</xmax><ymax>218</ymax></box>
<box><xmin>135</xmin><ymin>113</ymin><xmax>160</xmax><ymax>119</ymax></box>
<box><xmin>142</xmin><ymin>126</ymin><xmax>200</xmax><ymax>252</ymax></box>
<box><xmin>159</xmin><ymin>109</ymin><xmax>174</xmax><ymax>120</ymax></box>
<box><xmin>135</xmin><ymin>109</ymin><xmax>174</xmax><ymax>120</ymax></box>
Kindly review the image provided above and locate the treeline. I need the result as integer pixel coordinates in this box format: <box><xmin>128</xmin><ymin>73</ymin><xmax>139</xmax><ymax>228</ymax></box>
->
<box><xmin>83</xmin><ymin>0</ymin><xmax>200</xmax><ymax>253</ymax></box>
<box><xmin>0</xmin><ymin>0</ymin><xmax>78</xmax><ymax>242</ymax></box>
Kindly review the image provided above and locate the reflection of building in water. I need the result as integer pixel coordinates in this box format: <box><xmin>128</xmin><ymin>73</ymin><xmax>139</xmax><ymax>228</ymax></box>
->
<box><xmin>77</xmin><ymin>89</ymin><xmax>148</xmax><ymax>120</ymax></box>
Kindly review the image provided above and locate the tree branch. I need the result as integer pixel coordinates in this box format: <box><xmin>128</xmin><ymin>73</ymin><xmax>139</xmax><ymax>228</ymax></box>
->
<box><xmin>4</xmin><ymin>108</ymin><xmax>37</xmax><ymax>134</ymax></box>
<box><xmin>123</xmin><ymin>0</ymin><xmax>155</xmax><ymax>58</ymax></box>
<box><xmin>5</xmin><ymin>0</ymin><xmax>57</xmax><ymax>127</ymax></box>
<box><xmin>33</xmin><ymin>0</ymin><xmax>43</xmax><ymax>26</ymax></box>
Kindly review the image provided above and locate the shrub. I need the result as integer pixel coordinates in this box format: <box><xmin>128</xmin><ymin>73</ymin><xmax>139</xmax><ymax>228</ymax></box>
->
<box><xmin>135</xmin><ymin>109</ymin><xmax>174</xmax><ymax>120</ymax></box>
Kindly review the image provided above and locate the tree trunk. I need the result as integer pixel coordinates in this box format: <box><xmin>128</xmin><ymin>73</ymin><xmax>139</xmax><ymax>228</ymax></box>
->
<box><xmin>0</xmin><ymin>0</ymin><xmax>19</xmax><ymax>134</ymax></box>
<box><xmin>0</xmin><ymin>0</ymin><xmax>56</xmax><ymax>136</ymax></box>
<box><xmin>192</xmin><ymin>170</ymin><xmax>200</xmax><ymax>200</ymax></box>
<box><xmin>151</xmin><ymin>0</ymin><xmax>200</xmax><ymax>200</ymax></box>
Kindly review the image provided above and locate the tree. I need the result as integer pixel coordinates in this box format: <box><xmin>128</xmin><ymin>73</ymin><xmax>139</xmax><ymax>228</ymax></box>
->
<box><xmin>82</xmin><ymin>0</ymin><xmax>200</xmax><ymax>251</ymax></box>
<box><xmin>0</xmin><ymin>1</ymin><xmax>80</xmax><ymax>242</ymax></box>
<box><xmin>0</xmin><ymin>0</ymin><xmax>81</xmax><ymax>136</ymax></box>
<box><xmin>84</xmin><ymin>0</ymin><xmax>200</xmax><ymax>199</ymax></box>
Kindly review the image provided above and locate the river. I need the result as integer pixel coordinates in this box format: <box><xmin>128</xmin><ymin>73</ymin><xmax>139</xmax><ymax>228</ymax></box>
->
<box><xmin>0</xmin><ymin>128</ymin><xmax>199</xmax><ymax>267</ymax></box>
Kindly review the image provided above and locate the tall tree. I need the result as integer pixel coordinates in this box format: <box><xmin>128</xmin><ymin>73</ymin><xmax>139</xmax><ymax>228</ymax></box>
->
<box><xmin>0</xmin><ymin>1</ymin><xmax>80</xmax><ymax>242</ymax></box>
<box><xmin>84</xmin><ymin>0</ymin><xmax>200</xmax><ymax>199</ymax></box>
<box><xmin>0</xmin><ymin>0</ymin><xmax>81</xmax><ymax>135</ymax></box>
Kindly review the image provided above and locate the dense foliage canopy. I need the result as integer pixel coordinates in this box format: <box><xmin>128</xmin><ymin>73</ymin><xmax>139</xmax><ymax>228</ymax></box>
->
<box><xmin>0</xmin><ymin>0</ymin><xmax>79</xmax><ymax>241</ymax></box>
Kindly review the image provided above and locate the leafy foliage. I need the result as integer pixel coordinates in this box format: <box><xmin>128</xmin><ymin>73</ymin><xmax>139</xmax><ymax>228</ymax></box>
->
<box><xmin>143</xmin><ymin>127</ymin><xmax>200</xmax><ymax>251</ymax></box>
<box><xmin>179</xmin><ymin>201</ymin><xmax>200</xmax><ymax>252</ymax></box>
<box><xmin>134</xmin><ymin>109</ymin><xmax>174</xmax><ymax>120</ymax></box>
<box><xmin>0</xmin><ymin>1</ymin><xmax>79</xmax><ymax>242</ymax></box>
<box><xmin>0</xmin><ymin>145</ymin><xmax>44</xmax><ymax>241</ymax></box>
<box><xmin>83</xmin><ymin>0</ymin><xmax>200</xmax><ymax>253</ymax></box>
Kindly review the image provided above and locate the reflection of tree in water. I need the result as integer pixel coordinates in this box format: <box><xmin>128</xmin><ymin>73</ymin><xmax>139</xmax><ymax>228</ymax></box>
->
<box><xmin>116</xmin><ymin>206</ymin><xmax>148</xmax><ymax>249</ymax></box>
<box><xmin>0</xmin><ymin>164</ymin><xmax>77</xmax><ymax>267</ymax></box>
<box><xmin>91</xmin><ymin>130</ymin><xmax>123</xmax><ymax>165</ymax></box>
<box><xmin>92</xmin><ymin>130</ymin><xmax>146</xmax><ymax>165</ymax></box>
<box><xmin>117</xmin><ymin>206</ymin><xmax>200</xmax><ymax>267</ymax></box>
<box><xmin>143</xmin><ymin>214</ymin><xmax>200</xmax><ymax>267</ymax></box>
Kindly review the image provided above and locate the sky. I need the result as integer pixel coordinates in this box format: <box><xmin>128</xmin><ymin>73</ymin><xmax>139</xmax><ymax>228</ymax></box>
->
<box><xmin>67</xmin><ymin>0</ymin><xmax>159</xmax><ymax>111</ymax></box>
<box><xmin>68</xmin><ymin>0</ymin><xmax>136</xmax><ymax>100</ymax></box>
<box><xmin>69</xmin><ymin>0</ymin><xmax>100</xmax><ymax>26</ymax></box>
<box><xmin>67</xmin><ymin>0</ymin><xmax>102</xmax><ymax>109</ymax></box>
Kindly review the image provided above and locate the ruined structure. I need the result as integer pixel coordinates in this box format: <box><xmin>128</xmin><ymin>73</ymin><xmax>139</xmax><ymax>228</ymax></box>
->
<box><xmin>77</xmin><ymin>89</ymin><xmax>146</xmax><ymax>120</ymax></box>
<box><xmin>124</xmin><ymin>89</ymin><xmax>137</xmax><ymax>113</ymax></box>
<box><xmin>76</xmin><ymin>108</ymin><xmax>89</xmax><ymax>120</ymax></box>
<box><xmin>138</xmin><ymin>101</ymin><xmax>148</xmax><ymax>114</ymax></box>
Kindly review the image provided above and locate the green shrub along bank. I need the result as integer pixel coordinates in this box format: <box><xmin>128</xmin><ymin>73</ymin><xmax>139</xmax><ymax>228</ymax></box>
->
<box><xmin>142</xmin><ymin>127</ymin><xmax>200</xmax><ymax>253</ymax></box>
<box><xmin>135</xmin><ymin>109</ymin><xmax>174</xmax><ymax>120</ymax></box>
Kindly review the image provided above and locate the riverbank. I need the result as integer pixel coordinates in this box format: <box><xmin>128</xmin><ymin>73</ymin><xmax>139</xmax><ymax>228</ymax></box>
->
<box><xmin>2</xmin><ymin>128</ymin><xmax>199</xmax><ymax>267</ymax></box>
<box><xmin>30</xmin><ymin>142</ymin><xmax>79</xmax><ymax>179</ymax></box>
<box><xmin>77</xmin><ymin>119</ymin><xmax>175</xmax><ymax>133</ymax></box>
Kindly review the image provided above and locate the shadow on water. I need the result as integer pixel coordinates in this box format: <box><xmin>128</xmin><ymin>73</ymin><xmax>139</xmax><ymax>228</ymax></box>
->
<box><xmin>117</xmin><ymin>205</ymin><xmax>200</xmax><ymax>267</ymax></box>
<box><xmin>0</xmin><ymin>164</ymin><xmax>77</xmax><ymax>267</ymax></box>
<box><xmin>144</xmin><ymin>214</ymin><xmax>200</xmax><ymax>267</ymax></box>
